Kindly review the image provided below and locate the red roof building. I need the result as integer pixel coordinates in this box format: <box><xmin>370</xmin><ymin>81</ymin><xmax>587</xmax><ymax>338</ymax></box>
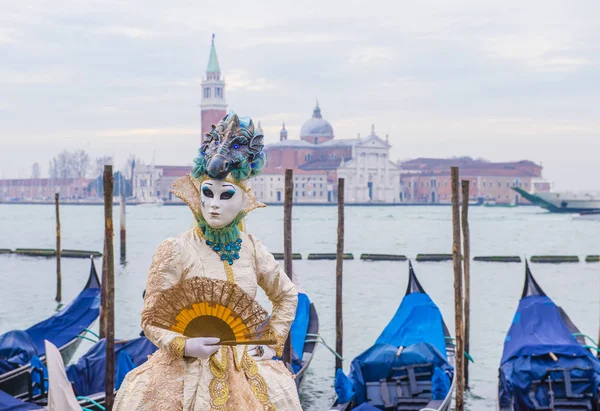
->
<box><xmin>399</xmin><ymin>157</ymin><xmax>546</xmax><ymax>204</ymax></box>
<box><xmin>0</xmin><ymin>178</ymin><xmax>95</xmax><ymax>201</ymax></box>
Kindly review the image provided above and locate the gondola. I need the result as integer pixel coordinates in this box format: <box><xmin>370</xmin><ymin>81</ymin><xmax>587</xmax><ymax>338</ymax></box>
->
<box><xmin>330</xmin><ymin>261</ymin><xmax>455</xmax><ymax>411</ymax></box>
<box><xmin>27</xmin><ymin>335</ymin><xmax>158</xmax><ymax>410</ymax></box>
<box><xmin>0</xmin><ymin>390</ymin><xmax>42</xmax><ymax>411</ymax></box>
<box><xmin>288</xmin><ymin>292</ymin><xmax>319</xmax><ymax>389</ymax></box>
<box><xmin>497</xmin><ymin>262</ymin><xmax>600</xmax><ymax>410</ymax></box>
<box><xmin>0</xmin><ymin>259</ymin><xmax>101</xmax><ymax>399</ymax></box>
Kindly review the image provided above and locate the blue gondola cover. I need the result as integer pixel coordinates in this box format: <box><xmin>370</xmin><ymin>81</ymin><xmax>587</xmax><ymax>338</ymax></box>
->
<box><xmin>352</xmin><ymin>403</ymin><xmax>381</xmax><ymax>411</ymax></box>
<box><xmin>290</xmin><ymin>293</ymin><xmax>310</xmax><ymax>373</ymax></box>
<box><xmin>30</xmin><ymin>356</ymin><xmax>47</xmax><ymax>396</ymax></box>
<box><xmin>375</xmin><ymin>293</ymin><xmax>447</xmax><ymax>356</ymax></box>
<box><xmin>432</xmin><ymin>366</ymin><xmax>451</xmax><ymax>400</ymax></box>
<box><xmin>0</xmin><ymin>331</ymin><xmax>37</xmax><ymax>374</ymax></box>
<box><xmin>115</xmin><ymin>349</ymin><xmax>136</xmax><ymax>390</ymax></box>
<box><xmin>499</xmin><ymin>295</ymin><xmax>600</xmax><ymax>410</ymax></box>
<box><xmin>344</xmin><ymin>292</ymin><xmax>453</xmax><ymax>405</ymax></box>
<box><xmin>0</xmin><ymin>390</ymin><xmax>41</xmax><ymax>410</ymax></box>
<box><xmin>0</xmin><ymin>280</ymin><xmax>100</xmax><ymax>375</ymax></box>
<box><xmin>334</xmin><ymin>368</ymin><xmax>355</xmax><ymax>403</ymax></box>
<box><xmin>26</xmin><ymin>286</ymin><xmax>100</xmax><ymax>355</ymax></box>
<box><xmin>65</xmin><ymin>336</ymin><xmax>157</xmax><ymax>396</ymax></box>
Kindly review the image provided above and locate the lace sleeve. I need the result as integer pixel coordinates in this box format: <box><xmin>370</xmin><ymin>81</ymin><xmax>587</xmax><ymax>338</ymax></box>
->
<box><xmin>141</xmin><ymin>238</ymin><xmax>188</xmax><ymax>358</ymax></box>
<box><xmin>250</xmin><ymin>235</ymin><xmax>298</xmax><ymax>357</ymax></box>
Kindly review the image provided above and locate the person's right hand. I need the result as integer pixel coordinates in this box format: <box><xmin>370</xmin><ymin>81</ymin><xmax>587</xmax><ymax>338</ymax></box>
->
<box><xmin>184</xmin><ymin>337</ymin><xmax>220</xmax><ymax>359</ymax></box>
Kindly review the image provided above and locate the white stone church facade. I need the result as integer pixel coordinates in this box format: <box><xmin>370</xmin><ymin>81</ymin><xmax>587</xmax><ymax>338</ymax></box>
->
<box><xmin>336</xmin><ymin>132</ymin><xmax>401</xmax><ymax>203</ymax></box>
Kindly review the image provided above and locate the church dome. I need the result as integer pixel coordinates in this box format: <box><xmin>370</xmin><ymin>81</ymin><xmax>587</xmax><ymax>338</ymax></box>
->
<box><xmin>300</xmin><ymin>103</ymin><xmax>334</xmax><ymax>139</ymax></box>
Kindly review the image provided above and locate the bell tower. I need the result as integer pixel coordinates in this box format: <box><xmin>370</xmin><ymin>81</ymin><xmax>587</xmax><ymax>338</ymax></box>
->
<box><xmin>201</xmin><ymin>34</ymin><xmax>227</xmax><ymax>143</ymax></box>
<box><xmin>280</xmin><ymin>122</ymin><xmax>288</xmax><ymax>141</ymax></box>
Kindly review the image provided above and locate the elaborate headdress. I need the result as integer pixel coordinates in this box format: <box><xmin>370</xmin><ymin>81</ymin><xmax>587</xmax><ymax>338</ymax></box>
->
<box><xmin>171</xmin><ymin>112</ymin><xmax>266</xmax><ymax>244</ymax></box>
<box><xmin>192</xmin><ymin>112</ymin><xmax>266</xmax><ymax>182</ymax></box>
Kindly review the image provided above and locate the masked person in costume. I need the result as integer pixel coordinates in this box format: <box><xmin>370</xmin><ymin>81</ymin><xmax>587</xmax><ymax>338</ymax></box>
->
<box><xmin>114</xmin><ymin>113</ymin><xmax>302</xmax><ymax>411</ymax></box>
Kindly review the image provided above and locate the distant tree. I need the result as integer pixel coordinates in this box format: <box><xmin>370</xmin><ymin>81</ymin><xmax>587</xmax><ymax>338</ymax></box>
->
<box><xmin>72</xmin><ymin>149</ymin><xmax>90</xmax><ymax>178</ymax></box>
<box><xmin>116</xmin><ymin>155</ymin><xmax>138</xmax><ymax>197</ymax></box>
<box><xmin>49</xmin><ymin>158</ymin><xmax>59</xmax><ymax>179</ymax></box>
<box><xmin>48</xmin><ymin>149</ymin><xmax>91</xmax><ymax>193</ymax></box>
<box><xmin>55</xmin><ymin>150</ymin><xmax>75</xmax><ymax>181</ymax></box>
<box><xmin>31</xmin><ymin>162</ymin><xmax>41</xmax><ymax>179</ymax></box>
<box><xmin>94</xmin><ymin>156</ymin><xmax>113</xmax><ymax>177</ymax></box>
<box><xmin>121</xmin><ymin>155</ymin><xmax>137</xmax><ymax>180</ymax></box>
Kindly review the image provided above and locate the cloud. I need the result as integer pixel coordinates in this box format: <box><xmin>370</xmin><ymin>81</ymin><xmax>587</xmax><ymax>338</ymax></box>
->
<box><xmin>95</xmin><ymin>26</ymin><xmax>158</xmax><ymax>39</ymax></box>
<box><xmin>0</xmin><ymin>70</ymin><xmax>71</xmax><ymax>84</ymax></box>
<box><xmin>348</xmin><ymin>46</ymin><xmax>399</xmax><ymax>66</ymax></box>
<box><xmin>484</xmin><ymin>33</ymin><xmax>591</xmax><ymax>72</ymax></box>
<box><xmin>0</xmin><ymin>27</ymin><xmax>17</xmax><ymax>44</ymax></box>
<box><xmin>381</xmin><ymin>77</ymin><xmax>434</xmax><ymax>97</ymax></box>
<box><xmin>234</xmin><ymin>33</ymin><xmax>345</xmax><ymax>48</ymax></box>
<box><xmin>0</xmin><ymin>0</ymin><xmax>599</xmax><ymax>188</ymax></box>
<box><xmin>224</xmin><ymin>70</ymin><xmax>283</xmax><ymax>92</ymax></box>
<box><xmin>95</xmin><ymin>127</ymin><xmax>199</xmax><ymax>139</ymax></box>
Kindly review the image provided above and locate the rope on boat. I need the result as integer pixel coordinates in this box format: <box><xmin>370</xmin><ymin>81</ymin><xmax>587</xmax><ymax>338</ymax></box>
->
<box><xmin>76</xmin><ymin>335</ymin><xmax>98</xmax><ymax>344</ymax></box>
<box><xmin>573</xmin><ymin>333</ymin><xmax>599</xmax><ymax>349</ymax></box>
<box><xmin>83</xmin><ymin>328</ymin><xmax>100</xmax><ymax>339</ymax></box>
<box><xmin>305</xmin><ymin>333</ymin><xmax>344</xmax><ymax>361</ymax></box>
<box><xmin>583</xmin><ymin>345</ymin><xmax>600</xmax><ymax>353</ymax></box>
<box><xmin>77</xmin><ymin>396</ymin><xmax>106</xmax><ymax>410</ymax></box>
<box><xmin>444</xmin><ymin>337</ymin><xmax>475</xmax><ymax>363</ymax></box>
<box><xmin>76</xmin><ymin>328</ymin><xmax>100</xmax><ymax>344</ymax></box>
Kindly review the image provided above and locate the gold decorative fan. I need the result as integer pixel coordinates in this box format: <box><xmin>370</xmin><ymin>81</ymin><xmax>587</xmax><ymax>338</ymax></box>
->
<box><xmin>145</xmin><ymin>277</ymin><xmax>276</xmax><ymax>346</ymax></box>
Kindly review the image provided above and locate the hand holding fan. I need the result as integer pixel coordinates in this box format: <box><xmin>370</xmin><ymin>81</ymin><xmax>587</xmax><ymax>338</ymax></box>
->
<box><xmin>145</xmin><ymin>277</ymin><xmax>276</xmax><ymax>346</ymax></box>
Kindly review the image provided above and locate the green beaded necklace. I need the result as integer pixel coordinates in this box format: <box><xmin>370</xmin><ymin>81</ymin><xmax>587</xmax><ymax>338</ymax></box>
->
<box><xmin>196</xmin><ymin>212</ymin><xmax>246</xmax><ymax>265</ymax></box>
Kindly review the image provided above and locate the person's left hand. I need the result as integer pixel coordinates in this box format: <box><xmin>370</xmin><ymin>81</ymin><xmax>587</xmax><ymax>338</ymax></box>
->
<box><xmin>247</xmin><ymin>345</ymin><xmax>275</xmax><ymax>361</ymax></box>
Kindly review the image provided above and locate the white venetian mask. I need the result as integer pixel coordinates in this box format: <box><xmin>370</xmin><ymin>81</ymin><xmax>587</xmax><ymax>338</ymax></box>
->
<box><xmin>199</xmin><ymin>179</ymin><xmax>246</xmax><ymax>229</ymax></box>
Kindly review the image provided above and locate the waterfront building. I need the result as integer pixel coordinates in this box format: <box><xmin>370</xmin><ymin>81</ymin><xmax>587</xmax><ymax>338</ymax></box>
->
<box><xmin>398</xmin><ymin>157</ymin><xmax>547</xmax><ymax>204</ymax></box>
<box><xmin>250</xmin><ymin>170</ymin><xmax>329</xmax><ymax>204</ymax></box>
<box><xmin>133</xmin><ymin>164</ymin><xmax>190</xmax><ymax>203</ymax></box>
<box><xmin>336</xmin><ymin>128</ymin><xmax>401</xmax><ymax>203</ymax></box>
<box><xmin>253</xmin><ymin>104</ymin><xmax>401</xmax><ymax>203</ymax></box>
<box><xmin>0</xmin><ymin>178</ymin><xmax>94</xmax><ymax>201</ymax></box>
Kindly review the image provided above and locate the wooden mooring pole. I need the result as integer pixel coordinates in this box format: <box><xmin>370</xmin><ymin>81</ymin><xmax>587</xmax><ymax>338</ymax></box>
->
<box><xmin>283</xmin><ymin>169</ymin><xmax>293</xmax><ymax>366</ymax></box>
<box><xmin>102</xmin><ymin>165</ymin><xmax>116</xmax><ymax>410</ymax></box>
<box><xmin>120</xmin><ymin>186</ymin><xmax>126</xmax><ymax>265</ymax></box>
<box><xmin>335</xmin><ymin>178</ymin><xmax>345</xmax><ymax>371</ymax></box>
<box><xmin>55</xmin><ymin>193</ymin><xmax>61</xmax><ymax>304</ymax></box>
<box><xmin>451</xmin><ymin>167</ymin><xmax>465</xmax><ymax>411</ymax></box>
<box><xmin>461</xmin><ymin>180</ymin><xmax>471</xmax><ymax>388</ymax></box>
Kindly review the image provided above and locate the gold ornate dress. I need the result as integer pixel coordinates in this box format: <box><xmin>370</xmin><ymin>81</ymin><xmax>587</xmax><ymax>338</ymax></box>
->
<box><xmin>114</xmin><ymin>226</ymin><xmax>301</xmax><ymax>411</ymax></box>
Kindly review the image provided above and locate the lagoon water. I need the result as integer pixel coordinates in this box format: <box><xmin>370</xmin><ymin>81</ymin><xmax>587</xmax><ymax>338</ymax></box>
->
<box><xmin>0</xmin><ymin>203</ymin><xmax>598</xmax><ymax>410</ymax></box>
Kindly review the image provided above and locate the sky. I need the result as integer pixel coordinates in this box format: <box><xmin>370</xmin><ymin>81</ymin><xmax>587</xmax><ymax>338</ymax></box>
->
<box><xmin>1</xmin><ymin>0</ymin><xmax>598</xmax><ymax>189</ymax></box>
